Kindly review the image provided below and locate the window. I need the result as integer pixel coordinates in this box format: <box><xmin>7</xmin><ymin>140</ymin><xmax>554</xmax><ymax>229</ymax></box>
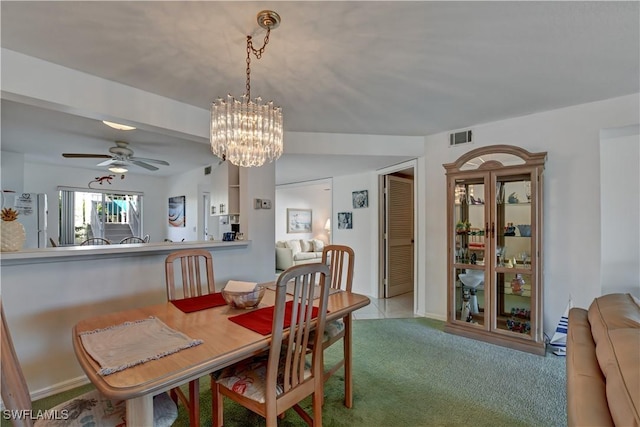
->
<box><xmin>58</xmin><ymin>188</ymin><xmax>143</xmax><ymax>245</ymax></box>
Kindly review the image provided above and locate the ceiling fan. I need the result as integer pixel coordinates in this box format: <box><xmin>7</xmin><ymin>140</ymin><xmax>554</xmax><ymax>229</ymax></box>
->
<box><xmin>62</xmin><ymin>140</ymin><xmax>170</xmax><ymax>171</ymax></box>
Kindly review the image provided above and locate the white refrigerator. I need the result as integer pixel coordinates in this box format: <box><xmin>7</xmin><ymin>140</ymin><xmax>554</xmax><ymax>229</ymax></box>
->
<box><xmin>4</xmin><ymin>193</ymin><xmax>48</xmax><ymax>248</ymax></box>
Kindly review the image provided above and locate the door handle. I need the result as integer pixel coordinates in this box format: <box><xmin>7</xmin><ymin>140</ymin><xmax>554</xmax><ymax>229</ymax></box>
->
<box><xmin>491</xmin><ymin>222</ymin><xmax>495</xmax><ymax>238</ymax></box>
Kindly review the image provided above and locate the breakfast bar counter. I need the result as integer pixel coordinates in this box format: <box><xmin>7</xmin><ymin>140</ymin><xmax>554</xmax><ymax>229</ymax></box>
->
<box><xmin>0</xmin><ymin>240</ymin><xmax>249</xmax><ymax>266</ymax></box>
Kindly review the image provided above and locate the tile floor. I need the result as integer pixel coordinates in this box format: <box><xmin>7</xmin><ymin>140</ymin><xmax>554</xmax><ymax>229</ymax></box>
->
<box><xmin>352</xmin><ymin>291</ymin><xmax>418</xmax><ymax>320</ymax></box>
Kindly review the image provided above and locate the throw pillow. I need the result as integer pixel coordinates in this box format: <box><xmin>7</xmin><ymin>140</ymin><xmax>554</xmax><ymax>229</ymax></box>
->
<box><xmin>300</xmin><ymin>240</ymin><xmax>313</xmax><ymax>252</ymax></box>
<box><xmin>312</xmin><ymin>239</ymin><xmax>325</xmax><ymax>252</ymax></box>
<box><xmin>275</xmin><ymin>241</ymin><xmax>287</xmax><ymax>248</ymax></box>
<box><xmin>286</xmin><ymin>239</ymin><xmax>302</xmax><ymax>255</ymax></box>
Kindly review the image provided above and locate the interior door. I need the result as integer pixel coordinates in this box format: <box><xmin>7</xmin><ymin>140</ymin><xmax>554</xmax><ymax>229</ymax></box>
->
<box><xmin>384</xmin><ymin>175</ymin><xmax>414</xmax><ymax>297</ymax></box>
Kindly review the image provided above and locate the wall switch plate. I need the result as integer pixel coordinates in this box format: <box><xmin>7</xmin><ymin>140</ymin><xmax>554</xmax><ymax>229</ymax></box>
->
<box><xmin>261</xmin><ymin>199</ymin><xmax>272</xmax><ymax>209</ymax></box>
<box><xmin>254</xmin><ymin>198</ymin><xmax>262</xmax><ymax>209</ymax></box>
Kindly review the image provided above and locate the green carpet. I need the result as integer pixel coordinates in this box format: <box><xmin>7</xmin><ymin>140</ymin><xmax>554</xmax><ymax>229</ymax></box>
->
<box><xmin>23</xmin><ymin>318</ymin><xmax>566</xmax><ymax>427</ymax></box>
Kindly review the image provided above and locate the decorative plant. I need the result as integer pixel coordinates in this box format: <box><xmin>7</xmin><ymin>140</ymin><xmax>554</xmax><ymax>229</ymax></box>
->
<box><xmin>456</xmin><ymin>220</ymin><xmax>471</xmax><ymax>233</ymax></box>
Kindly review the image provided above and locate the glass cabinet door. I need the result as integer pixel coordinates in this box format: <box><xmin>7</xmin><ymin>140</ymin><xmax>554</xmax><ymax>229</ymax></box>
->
<box><xmin>493</xmin><ymin>174</ymin><xmax>533</xmax><ymax>337</ymax></box>
<box><xmin>452</xmin><ymin>177</ymin><xmax>487</xmax><ymax>326</ymax></box>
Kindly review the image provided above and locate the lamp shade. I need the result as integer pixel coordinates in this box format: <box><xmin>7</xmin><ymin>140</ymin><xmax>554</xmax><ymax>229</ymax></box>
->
<box><xmin>324</xmin><ymin>218</ymin><xmax>331</xmax><ymax>232</ymax></box>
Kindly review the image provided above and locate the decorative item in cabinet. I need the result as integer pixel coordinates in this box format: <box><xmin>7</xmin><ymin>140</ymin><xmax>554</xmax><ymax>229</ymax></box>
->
<box><xmin>443</xmin><ymin>144</ymin><xmax>547</xmax><ymax>355</ymax></box>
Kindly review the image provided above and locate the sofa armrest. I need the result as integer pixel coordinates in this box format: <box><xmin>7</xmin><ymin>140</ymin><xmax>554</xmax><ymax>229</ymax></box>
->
<box><xmin>275</xmin><ymin>247</ymin><xmax>293</xmax><ymax>271</ymax></box>
<box><xmin>567</xmin><ymin>307</ymin><xmax>614</xmax><ymax>427</ymax></box>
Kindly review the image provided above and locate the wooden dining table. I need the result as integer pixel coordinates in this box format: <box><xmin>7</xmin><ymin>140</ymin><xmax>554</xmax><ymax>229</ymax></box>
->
<box><xmin>72</xmin><ymin>285</ymin><xmax>370</xmax><ymax>426</ymax></box>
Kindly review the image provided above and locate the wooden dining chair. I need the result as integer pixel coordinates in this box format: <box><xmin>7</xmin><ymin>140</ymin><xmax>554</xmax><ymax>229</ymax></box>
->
<box><xmin>119</xmin><ymin>236</ymin><xmax>146</xmax><ymax>244</ymax></box>
<box><xmin>315</xmin><ymin>244</ymin><xmax>355</xmax><ymax>407</ymax></box>
<box><xmin>164</xmin><ymin>249</ymin><xmax>216</xmax><ymax>427</ymax></box>
<box><xmin>212</xmin><ymin>263</ymin><xmax>331</xmax><ymax>427</ymax></box>
<box><xmin>80</xmin><ymin>237</ymin><xmax>111</xmax><ymax>245</ymax></box>
<box><xmin>0</xmin><ymin>300</ymin><xmax>178</xmax><ymax>427</ymax></box>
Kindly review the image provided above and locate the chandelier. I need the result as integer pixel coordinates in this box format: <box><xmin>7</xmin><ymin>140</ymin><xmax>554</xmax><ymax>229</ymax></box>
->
<box><xmin>210</xmin><ymin>10</ymin><xmax>283</xmax><ymax>168</ymax></box>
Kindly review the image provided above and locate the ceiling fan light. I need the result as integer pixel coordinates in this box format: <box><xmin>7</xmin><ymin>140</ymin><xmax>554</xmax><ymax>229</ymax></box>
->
<box><xmin>102</xmin><ymin>120</ymin><xmax>136</xmax><ymax>131</ymax></box>
<box><xmin>108</xmin><ymin>166</ymin><xmax>128</xmax><ymax>173</ymax></box>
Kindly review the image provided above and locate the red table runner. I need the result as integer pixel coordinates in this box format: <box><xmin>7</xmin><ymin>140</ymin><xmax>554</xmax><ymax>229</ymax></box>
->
<box><xmin>228</xmin><ymin>301</ymin><xmax>320</xmax><ymax>335</ymax></box>
<box><xmin>171</xmin><ymin>293</ymin><xmax>227</xmax><ymax>313</ymax></box>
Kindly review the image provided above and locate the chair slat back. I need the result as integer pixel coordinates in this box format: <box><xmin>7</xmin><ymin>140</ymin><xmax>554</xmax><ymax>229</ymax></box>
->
<box><xmin>322</xmin><ymin>245</ymin><xmax>354</xmax><ymax>292</ymax></box>
<box><xmin>119</xmin><ymin>236</ymin><xmax>146</xmax><ymax>244</ymax></box>
<box><xmin>165</xmin><ymin>249</ymin><xmax>215</xmax><ymax>300</ymax></box>
<box><xmin>268</xmin><ymin>263</ymin><xmax>330</xmax><ymax>399</ymax></box>
<box><xmin>1</xmin><ymin>301</ymin><xmax>34</xmax><ymax>427</ymax></box>
<box><xmin>80</xmin><ymin>237</ymin><xmax>111</xmax><ymax>245</ymax></box>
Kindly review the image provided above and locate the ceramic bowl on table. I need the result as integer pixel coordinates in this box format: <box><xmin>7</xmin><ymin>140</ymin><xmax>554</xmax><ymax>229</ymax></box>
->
<box><xmin>222</xmin><ymin>286</ymin><xmax>266</xmax><ymax>309</ymax></box>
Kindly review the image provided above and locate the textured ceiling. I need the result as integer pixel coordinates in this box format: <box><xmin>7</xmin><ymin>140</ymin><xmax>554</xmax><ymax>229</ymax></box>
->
<box><xmin>1</xmin><ymin>1</ymin><xmax>638</xmax><ymax>183</ymax></box>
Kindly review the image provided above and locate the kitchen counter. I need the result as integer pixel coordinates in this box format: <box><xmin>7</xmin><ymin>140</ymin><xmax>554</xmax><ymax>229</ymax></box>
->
<box><xmin>0</xmin><ymin>240</ymin><xmax>249</xmax><ymax>266</ymax></box>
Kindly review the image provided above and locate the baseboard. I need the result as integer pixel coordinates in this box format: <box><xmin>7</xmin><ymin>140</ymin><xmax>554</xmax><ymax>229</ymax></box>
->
<box><xmin>422</xmin><ymin>311</ymin><xmax>447</xmax><ymax>322</ymax></box>
<box><xmin>30</xmin><ymin>375</ymin><xmax>90</xmax><ymax>401</ymax></box>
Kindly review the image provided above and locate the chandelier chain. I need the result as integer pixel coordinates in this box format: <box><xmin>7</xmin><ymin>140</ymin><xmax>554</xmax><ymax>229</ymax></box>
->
<box><xmin>245</xmin><ymin>26</ymin><xmax>271</xmax><ymax>99</ymax></box>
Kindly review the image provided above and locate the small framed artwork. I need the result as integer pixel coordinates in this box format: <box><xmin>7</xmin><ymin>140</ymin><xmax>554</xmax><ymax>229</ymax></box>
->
<box><xmin>287</xmin><ymin>208</ymin><xmax>312</xmax><ymax>233</ymax></box>
<box><xmin>352</xmin><ymin>190</ymin><xmax>369</xmax><ymax>208</ymax></box>
<box><xmin>168</xmin><ymin>195</ymin><xmax>186</xmax><ymax>227</ymax></box>
<box><xmin>337</xmin><ymin>212</ymin><xmax>353</xmax><ymax>229</ymax></box>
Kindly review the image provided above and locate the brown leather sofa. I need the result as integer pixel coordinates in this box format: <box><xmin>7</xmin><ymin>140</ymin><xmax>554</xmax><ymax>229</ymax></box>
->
<box><xmin>566</xmin><ymin>293</ymin><xmax>639</xmax><ymax>426</ymax></box>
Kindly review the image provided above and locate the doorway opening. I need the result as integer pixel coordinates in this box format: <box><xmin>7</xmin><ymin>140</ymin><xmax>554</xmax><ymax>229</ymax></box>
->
<box><xmin>378</xmin><ymin>164</ymin><xmax>416</xmax><ymax>312</ymax></box>
<box><xmin>59</xmin><ymin>188</ymin><xmax>143</xmax><ymax>245</ymax></box>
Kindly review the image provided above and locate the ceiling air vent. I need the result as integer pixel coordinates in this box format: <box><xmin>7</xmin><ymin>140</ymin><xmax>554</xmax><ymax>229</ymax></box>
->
<box><xmin>449</xmin><ymin>130</ymin><xmax>472</xmax><ymax>146</ymax></box>
<box><xmin>204</xmin><ymin>165</ymin><xmax>212</xmax><ymax>175</ymax></box>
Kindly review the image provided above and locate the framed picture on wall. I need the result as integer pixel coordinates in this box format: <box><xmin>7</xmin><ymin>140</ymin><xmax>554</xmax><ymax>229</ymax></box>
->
<box><xmin>168</xmin><ymin>195</ymin><xmax>185</xmax><ymax>227</ymax></box>
<box><xmin>352</xmin><ymin>190</ymin><xmax>369</xmax><ymax>208</ymax></box>
<box><xmin>287</xmin><ymin>208</ymin><xmax>312</xmax><ymax>233</ymax></box>
<box><xmin>337</xmin><ymin>212</ymin><xmax>353</xmax><ymax>229</ymax></box>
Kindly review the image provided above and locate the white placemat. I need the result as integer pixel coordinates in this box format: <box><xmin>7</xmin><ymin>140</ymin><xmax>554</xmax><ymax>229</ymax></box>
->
<box><xmin>80</xmin><ymin>316</ymin><xmax>202</xmax><ymax>376</ymax></box>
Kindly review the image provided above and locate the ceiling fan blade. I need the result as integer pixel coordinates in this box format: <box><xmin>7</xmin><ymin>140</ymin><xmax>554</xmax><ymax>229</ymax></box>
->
<box><xmin>129</xmin><ymin>156</ymin><xmax>170</xmax><ymax>166</ymax></box>
<box><xmin>63</xmin><ymin>153</ymin><xmax>112</xmax><ymax>159</ymax></box>
<box><xmin>131</xmin><ymin>160</ymin><xmax>159</xmax><ymax>171</ymax></box>
<box><xmin>96</xmin><ymin>159</ymin><xmax>117</xmax><ymax>167</ymax></box>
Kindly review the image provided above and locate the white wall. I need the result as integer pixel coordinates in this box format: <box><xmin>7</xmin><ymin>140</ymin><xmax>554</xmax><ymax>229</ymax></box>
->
<box><xmin>165</xmin><ymin>165</ymin><xmax>210</xmax><ymax>242</ymax></box>
<box><xmin>331</xmin><ymin>173</ymin><xmax>379</xmax><ymax>296</ymax></box>
<box><xmin>0</xmin><ymin>151</ymin><xmax>25</xmax><ymax>194</ymax></box>
<box><xmin>600</xmin><ymin>125</ymin><xmax>640</xmax><ymax>295</ymax></box>
<box><xmin>275</xmin><ymin>180</ymin><xmax>332</xmax><ymax>244</ymax></box>
<box><xmin>423</xmin><ymin>93</ymin><xmax>640</xmax><ymax>337</ymax></box>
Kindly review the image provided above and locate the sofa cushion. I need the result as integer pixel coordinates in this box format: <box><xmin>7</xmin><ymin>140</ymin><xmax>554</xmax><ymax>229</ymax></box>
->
<box><xmin>294</xmin><ymin>252</ymin><xmax>318</xmax><ymax>261</ymax></box>
<box><xmin>567</xmin><ymin>308</ymin><xmax>613</xmax><ymax>427</ymax></box>
<box><xmin>312</xmin><ymin>239</ymin><xmax>325</xmax><ymax>252</ymax></box>
<box><xmin>300</xmin><ymin>239</ymin><xmax>314</xmax><ymax>252</ymax></box>
<box><xmin>588</xmin><ymin>293</ymin><xmax>640</xmax><ymax>334</ymax></box>
<box><xmin>275</xmin><ymin>241</ymin><xmax>287</xmax><ymax>248</ymax></box>
<box><xmin>286</xmin><ymin>239</ymin><xmax>302</xmax><ymax>255</ymax></box>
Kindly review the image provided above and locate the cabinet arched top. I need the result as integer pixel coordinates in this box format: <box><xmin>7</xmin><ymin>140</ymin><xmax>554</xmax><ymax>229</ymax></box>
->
<box><xmin>443</xmin><ymin>145</ymin><xmax>547</xmax><ymax>173</ymax></box>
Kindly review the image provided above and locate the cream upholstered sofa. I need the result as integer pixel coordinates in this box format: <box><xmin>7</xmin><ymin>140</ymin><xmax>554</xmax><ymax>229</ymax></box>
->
<box><xmin>566</xmin><ymin>293</ymin><xmax>639</xmax><ymax>427</ymax></box>
<box><xmin>275</xmin><ymin>239</ymin><xmax>325</xmax><ymax>271</ymax></box>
